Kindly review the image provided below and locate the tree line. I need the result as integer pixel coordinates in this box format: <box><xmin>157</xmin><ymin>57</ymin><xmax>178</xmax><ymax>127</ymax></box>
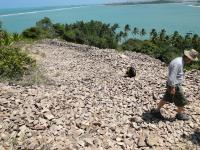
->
<box><xmin>22</xmin><ymin>17</ymin><xmax>200</xmax><ymax>69</ymax></box>
<box><xmin>0</xmin><ymin>18</ymin><xmax>200</xmax><ymax>79</ymax></box>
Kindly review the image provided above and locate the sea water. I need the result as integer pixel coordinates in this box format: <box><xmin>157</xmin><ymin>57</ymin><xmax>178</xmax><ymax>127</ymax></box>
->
<box><xmin>0</xmin><ymin>3</ymin><xmax>200</xmax><ymax>35</ymax></box>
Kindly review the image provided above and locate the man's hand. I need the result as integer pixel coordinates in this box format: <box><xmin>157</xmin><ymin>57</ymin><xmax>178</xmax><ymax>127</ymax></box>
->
<box><xmin>170</xmin><ymin>87</ymin><xmax>176</xmax><ymax>95</ymax></box>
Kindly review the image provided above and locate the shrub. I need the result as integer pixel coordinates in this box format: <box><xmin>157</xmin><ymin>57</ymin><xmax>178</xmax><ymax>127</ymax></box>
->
<box><xmin>22</xmin><ymin>27</ymin><xmax>42</xmax><ymax>39</ymax></box>
<box><xmin>121</xmin><ymin>39</ymin><xmax>143</xmax><ymax>52</ymax></box>
<box><xmin>53</xmin><ymin>23</ymin><xmax>65</xmax><ymax>37</ymax></box>
<box><xmin>63</xmin><ymin>30</ymin><xmax>76</xmax><ymax>42</ymax></box>
<box><xmin>141</xmin><ymin>41</ymin><xmax>160</xmax><ymax>56</ymax></box>
<box><xmin>0</xmin><ymin>47</ymin><xmax>35</xmax><ymax>79</ymax></box>
<box><xmin>159</xmin><ymin>47</ymin><xmax>181</xmax><ymax>64</ymax></box>
<box><xmin>0</xmin><ymin>30</ymin><xmax>13</xmax><ymax>46</ymax></box>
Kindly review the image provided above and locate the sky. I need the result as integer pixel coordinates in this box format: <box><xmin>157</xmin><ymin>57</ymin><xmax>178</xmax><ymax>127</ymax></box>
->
<box><xmin>0</xmin><ymin>0</ymin><xmax>156</xmax><ymax>9</ymax></box>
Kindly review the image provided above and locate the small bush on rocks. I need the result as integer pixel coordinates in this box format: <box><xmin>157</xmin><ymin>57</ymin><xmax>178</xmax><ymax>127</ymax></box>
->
<box><xmin>0</xmin><ymin>47</ymin><xmax>36</xmax><ymax>79</ymax></box>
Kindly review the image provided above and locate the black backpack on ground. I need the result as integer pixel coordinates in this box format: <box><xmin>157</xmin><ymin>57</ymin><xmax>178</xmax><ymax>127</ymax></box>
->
<box><xmin>126</xmin><ymin>65</ymin><xmax>136</xmax><ymax>78</ymax></box>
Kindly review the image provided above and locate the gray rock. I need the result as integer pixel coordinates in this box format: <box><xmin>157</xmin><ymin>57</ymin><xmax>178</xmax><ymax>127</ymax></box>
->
<box><xmin>44</xmin><ymin>112</ymin><xmax>55</xmax><ymax>120</ymax></box>
<box><xmin>138</xmin><ymin>135</ymin><xmax>147</xmax><ymax>147</ymax></box>
<box><xmin>26</xmin><ymin>138</ymin><xmax>39</xmax><ymax>150</ymax></box>
<box><xmin>146</xmin><ymin>134</ymin><xmax>159</xmax><ymax>147</ymax></box>
<box><xmin>0</xmin><ymin>145</ymin><xmax>6</xmax><ymax>150</ymax></box>
<box><xmin>1</xmin><ymin>132</ymin><xmax>9</xmax><ymax>141</ymax></box>
<box><xmin>84</xmin><ymin>138</ymin><xmax>94</xmax><ymax>147</ymax></box>
<box><xmin>130</xmin><ymin>116</ymin><xmax>143</xmax><ymax>123</ymax></box>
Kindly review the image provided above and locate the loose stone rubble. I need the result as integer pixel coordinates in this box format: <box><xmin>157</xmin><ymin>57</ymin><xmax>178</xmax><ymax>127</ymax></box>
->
<box><xmin>0</xmin><ymin>39</ymin><xmax>200</xmax><ymax>149</ymax></box>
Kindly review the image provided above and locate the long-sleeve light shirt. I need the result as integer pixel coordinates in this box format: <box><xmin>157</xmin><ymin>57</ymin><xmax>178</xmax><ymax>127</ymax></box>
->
<box><xmin>167</xmin><ymin>57</ymin><xmax>184</xmax><ymax>87</ymax></box>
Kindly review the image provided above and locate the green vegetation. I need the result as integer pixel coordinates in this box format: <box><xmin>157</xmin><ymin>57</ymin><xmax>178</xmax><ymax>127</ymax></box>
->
<box><xmin>120</xmin><ymin>27</ymin><xmax>200</xmax><ymax>69</ymax></box>
<box><xmin>0</xmin><ymin>47</ymin><xmax>35</xmax><ymax>79</ymax></box>
<box><xmin>1</xmin><ymin>17</ymin><xmax>200</xmax><ymax>81</ymax></box>
<box><xmin>0</xmin><ymin>22</ymin><xmax>35</xmax><ymax>79</ymax></box>
<box><xmin>23</xmin><ymin>18</ymin><xmax>118</xmax><ymax>49</ymax></box>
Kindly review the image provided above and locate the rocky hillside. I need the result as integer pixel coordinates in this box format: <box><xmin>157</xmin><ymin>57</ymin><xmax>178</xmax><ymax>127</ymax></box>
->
<box><xmin>0</xmin><ymin>39</ymin><xmax>200</xmax><ymax>150</ymax></box>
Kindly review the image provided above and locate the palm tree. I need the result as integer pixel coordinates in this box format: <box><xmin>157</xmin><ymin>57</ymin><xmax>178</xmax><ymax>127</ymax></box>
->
<box><xmin>150</xmin><ymin>29</ymin><xmax>158</xmax><ymax>42</ymax></box>
<box><xmin>65</xmin><ymin>24</ymin><xmax>70</xmax><ymax>31</ymax></box>
<box><xmin>122</xmin><ymin>24</ymin><xmax>130</xmax><ymax>42</ymax></box>
<box><xmin>165</xmin><ymin>35</ymin><xmax>170</xmax><ymax>43</ymax></box>
<box><xmin>192</xmin><ymin>34</ymin><xmax>199</xmax><ymax>40</ymax></box>
<box><xmin>111</xmin><ymin>23</ymin><xmax>119</xmax><ymax>33</ymax></box>
<box><xmin>171</xmin><ymin>31</ymin><xmax>180</xmax><ymax>46</ymax></box>
<box><xmin>100</xmin><ymin>24</ymin><xmax>109</xmax><ymax>37</ymax></box>
<box><xmin>184</xmin><ymin>34</ymin><xmax>192</xmax><ymax>49</ymax></box>
<box><xmin>150</xmin><ymin>28</ymin><xmax>157</xmax><ymax>41</ymax></box>
<box><xmin>150</xmin><ymin>29</ymin><xmax>156</xmax><ymax>37</ymax></box>
<box><xmin>117</xmin><ymin>31</ymin><xmax>124</xmax><ymax>43</ymax></box>
<box><xmin>192</xmin><ymin>34</ymin><xmax>199</xmax><ymax>49</ymax></box>
<box><xmin>171</xmin><ymin>31</ymin><xmax>184</xmax><ymax>49</ymax></box>
<box><xmin>176</xmin><ymin>36</ymin><xmax>184</xmax><ymax>50</ymax></box>
<box><xmin>159</xmin><ymin>29</ymin><xmax>166</xmax><ymax>41</ymax></box>
<box><xmin>122</xmin><ymin>32</ymin><xmax>128</xmax><ymax>42</ymax></box>
<box><xmin>132</xmin><ymin>27</ymin><xmax>139</xmax><ymax>38</ymax></box>
<box><xmin>185</xmin><ymin>34</ymin><xmax>192</xmax><ymax>41</ymax></box>
<box><xmin>172</xmin><ymin>31</ymin><xmax>179</xmax><ymax>40</ymax></box>
<box><xmin>140</xmin><ymin>28</ymin><xmax>146</xmax><ymax>38</ymax></box>
<box><xmin>124</xmin><ymin>24</ymin><xmax>131</xmax><ymax>34</ymax></box>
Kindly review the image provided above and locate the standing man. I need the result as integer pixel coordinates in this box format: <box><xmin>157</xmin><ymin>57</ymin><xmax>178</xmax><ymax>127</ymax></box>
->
<box><xmin>152</xmin><ymin>49</ymin><xmax>199</xmax><ymax>121</ymax></box>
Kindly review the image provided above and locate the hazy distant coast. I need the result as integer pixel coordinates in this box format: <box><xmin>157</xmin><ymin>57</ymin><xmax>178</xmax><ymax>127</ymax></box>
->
<box><xmin>106</xmin><ymin>0</ymin><xmax>200</xmax><ymax>5</ymax></box>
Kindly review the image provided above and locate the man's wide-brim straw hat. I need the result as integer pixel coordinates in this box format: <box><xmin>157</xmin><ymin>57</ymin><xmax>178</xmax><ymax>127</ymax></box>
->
<box><xmin>184</xmin><ymin>49</ymin><xmax>199</xmax><ymax>61</ymax></box>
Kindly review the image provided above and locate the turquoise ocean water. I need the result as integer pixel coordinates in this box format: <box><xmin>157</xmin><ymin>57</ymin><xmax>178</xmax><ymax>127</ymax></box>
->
<box><xmin>0</xmin><ymin>3</ymin><xmax>200</xmax><ymax>35</ymax></box>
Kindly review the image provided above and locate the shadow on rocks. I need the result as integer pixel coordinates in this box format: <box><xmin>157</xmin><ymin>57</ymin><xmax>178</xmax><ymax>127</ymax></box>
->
<box><xmin>181</xmin><ymin>130</ymin><xmax>200</xmax><ymax>146</ymax></box>
<box><xmin>142</xmin><ymin>110</ymin><xmax>176</xmax><ymax>123</ymax></box>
